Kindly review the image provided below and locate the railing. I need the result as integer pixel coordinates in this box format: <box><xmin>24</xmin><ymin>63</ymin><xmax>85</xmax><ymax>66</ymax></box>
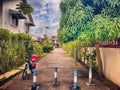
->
<box><xmin>92</xmin><ymin>38</ymin><xmax>120</xmax><ymax>48</ymax></box>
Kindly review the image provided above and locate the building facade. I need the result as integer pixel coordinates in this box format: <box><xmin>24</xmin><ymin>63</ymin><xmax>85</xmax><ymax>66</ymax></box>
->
<box><xmin>0</xmin><ymin>0</ymin><xmax>34</xmax><ymax>34</ymax></box>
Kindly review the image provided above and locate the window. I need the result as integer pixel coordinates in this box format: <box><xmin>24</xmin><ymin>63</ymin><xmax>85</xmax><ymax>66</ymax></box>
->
<box><xmin>11</xmin><ymin>14</ymin><xmax>18</xmax><ymax>26</ymax></box>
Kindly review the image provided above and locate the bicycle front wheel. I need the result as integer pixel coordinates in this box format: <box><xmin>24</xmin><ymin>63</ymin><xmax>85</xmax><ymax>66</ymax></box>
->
<box><xmin>22</xmin><ymin>68</ymin><xmax>29</xmax><ymax>80</ymax></box>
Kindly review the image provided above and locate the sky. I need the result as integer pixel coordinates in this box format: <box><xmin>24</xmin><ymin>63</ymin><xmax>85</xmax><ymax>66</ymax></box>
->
<box><xmin>27</xmin><ymin>0</ymin><xmax>61</xmax><ymax>38</ymax></box>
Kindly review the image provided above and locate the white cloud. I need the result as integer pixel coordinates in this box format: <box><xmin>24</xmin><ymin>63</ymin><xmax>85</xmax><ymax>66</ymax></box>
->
<box><xmin>28</xmin><ymin>0</ymin><xmax>61</xmax><ymax>37</ymax></box>
<box><xmin>51</xmin><ymin>21</ymin><xmax>59</xmax><ymax>27</ymax></box>
<box><xmin>50</xmin><ymin>0</ymin><xmax>61</xmax><ymax>4</ymax></box>
<box><xmin>40</xmin><ymin>11</ymin><xmax>47</xmax><ymax>15</ymax></box>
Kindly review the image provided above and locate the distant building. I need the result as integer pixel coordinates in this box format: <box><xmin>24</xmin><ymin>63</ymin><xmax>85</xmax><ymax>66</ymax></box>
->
<box><xmin>50</xmin><ymin>36</ymin><xmax>59</xmax><ymax>48</ymax></box>
<box><xmin>38</xmin><ymin>37</ymin><xmax>44</xmax><ymax>43</ymax></box>
<box><xmin>50</xmin><ymin>36</ymin><xmax>57</xmax><ymax>43</ymax></box>
<box><xmin>0</xmin><ymin>0</ymin><xmax>35</xmax><ymax>34</ymax></box>
<box><xmin>30</xmin><ymin>34</ymin><xmax>38</xmax><ymax>41</ymax></box>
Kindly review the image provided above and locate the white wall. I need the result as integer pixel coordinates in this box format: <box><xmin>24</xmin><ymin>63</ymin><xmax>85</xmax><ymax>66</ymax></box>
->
<box><xmin>30</xmin><ymin>34</ymin><xmax>38</xmax><ymax>40</ymax></box>
<box><xmin>100</xmin><ymin>48</ymin><xmax>120</xmax><ymax>87</ymax></box>
<box><xmin>0</xmin><ymin>0</ymin><xmax>3</xmax><ymax>27</ymax></box>
<box><xmin>0</xmin><ymin>12</ymin><xmax>2</xmax><ymax>27</ymax></box>
<box><xmin>2</xmin><ymin>0</ymin><xmax>27</xmax><ymax>33</ymax></box>
<box><xmin>19</xmin><ymin>19</ymin><xmax>27</xmax><ymax>33</ymax></box>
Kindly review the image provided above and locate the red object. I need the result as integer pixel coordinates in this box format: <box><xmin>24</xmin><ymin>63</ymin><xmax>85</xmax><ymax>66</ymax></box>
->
<box><xmin>31</xmin><ymin>54</ymin><xmax>39</xmax><ymax>62</ymax></box>
<box><xmin>31</xmin><ymin>62</ymin><xmax>36</xmax><ymax>68</ymax></box>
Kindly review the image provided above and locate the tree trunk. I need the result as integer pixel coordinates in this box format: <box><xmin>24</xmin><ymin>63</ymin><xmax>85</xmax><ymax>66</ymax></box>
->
<box><xmin>95</xmin><ymin>43</ymin><xmax>103</xmax><ymax>76</ymax></box>
<box><xmin>84</xmin><ymin>48</ymin><xmax>87</xmax><ymax>64</ymax></box>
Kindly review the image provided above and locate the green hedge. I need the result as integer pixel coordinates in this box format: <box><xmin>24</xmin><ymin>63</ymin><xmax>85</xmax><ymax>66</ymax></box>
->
<box><xmin>62</xmin><ymin>40</ymin><xmax>97</xmax><ymax>72</ymax></box>
<box><xmin>0</xmin><ymin>28</ymin><xmax>43</xmax><ymax>74</ymax></box>
<box><xmin>42</xmin><ymin>43</ymin><xmax>53</xmax><ymax>53</ymax></box>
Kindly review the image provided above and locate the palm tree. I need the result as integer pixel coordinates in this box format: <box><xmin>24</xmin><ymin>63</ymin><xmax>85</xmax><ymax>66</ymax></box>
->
<box><xmin>16</xmin><ymin>2</ymin><xmax>34</xmax><ymax>15</ymax></box>
<box><xmin>16</xmin><ymin>2</ymin><xmax>34</xmax><ymax>34</ymax></box>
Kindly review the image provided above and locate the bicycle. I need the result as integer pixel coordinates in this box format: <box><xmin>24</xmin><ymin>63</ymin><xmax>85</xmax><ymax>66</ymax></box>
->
<box><xmin>22</xmin><ymin>59</ymin><xmax>36</xmax><ymax>80</ymax></box>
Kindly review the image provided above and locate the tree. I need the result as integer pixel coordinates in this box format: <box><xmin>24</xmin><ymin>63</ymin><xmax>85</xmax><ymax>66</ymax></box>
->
<box><xmin>43</xmin><ymin>34</ymin><xmax>49</xmax><ymax>44</ymax></box>
<box><xmin>58</xmin><ymin>0</ymin><xmax>120</xmax><ymax>76</ymax></box>
<box><xmin>58</xmin><ymin>0</ymin><xmax>93</xmax><ymax>43</ymax></box>
<box><xmin>16</xmin><ymin>2</ymin><xmax>34</xmax><ymax>15</ymax></box>
<box><xmin>16</xmin><ymin>2</ymin><xmax>34</xmax><ymax>34</ymax></box>
<box><xmin>78</xmin><ymin>15</ymin><xmax>120</xmax><ymax>76</ymax></box>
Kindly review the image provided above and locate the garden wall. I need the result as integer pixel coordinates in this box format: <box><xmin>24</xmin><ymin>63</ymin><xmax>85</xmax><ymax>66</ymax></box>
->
<box><xmin>100</xmin><ymin>48</ymin><xmax>120</xmax><ymax>87</ymax></box>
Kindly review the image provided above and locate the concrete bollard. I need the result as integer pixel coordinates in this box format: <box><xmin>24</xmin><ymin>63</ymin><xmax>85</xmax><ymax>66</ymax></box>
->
<box><xmin>53</xmin><ymin>66</ymin><xmax>60</xmax><ymax>86</ymax></box>
<box><xmin>73</xmin><ymin>69</ymin><xmax>78</xmax><ymax>89</ymax></box>
<box><xmin>89</xmin><ymin>66</ymin><xmax>92</xmax><ymax>84</ymax></box>
<box><xmin>86</xmin><ymin>66</ymin><xmax>95</xmax><ymax>86</ymax></box>
<box><xmin>72</xmin><ymin>69</ymin><xmax>80</xmax><ymax>90</ymax></box>
<box><xmin>32</xmin><ymin>69</ymin><xmax>37</xmax><ymax>90</ymax></box>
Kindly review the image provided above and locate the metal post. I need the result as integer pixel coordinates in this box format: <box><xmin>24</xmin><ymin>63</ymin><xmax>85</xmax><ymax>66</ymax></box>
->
<box><xmin>74</xmin><ymin>47</ymin><xmax>77</xmax><ymax>66</ymax></box>
<box><xmin>53</xmin><ymin>66</ymin><xmax>60</xmax><ymax>86</ymax></box>
<box><xmin>73</xmin><ymin>69</ymin><xmax>77</xmax><ymax>89</ymax></box>
<box><xmin>72</xmin><ymin>69</ymin><xmax>80</xmax><ymax>90</ymax></box>
<box><xmin>53</xmin><ymin>67</ymin><xmax>58</xmax><ymax>85</ymax></box>
<box><xmin>32</xmin><ymin>69</ymin><xmax>37</xmax><ymax>90</ymax></box>
<box><xmin>89</xmin><ymin>66</ymin><xmax>92</xmax><ymax>84</ymax></box>
<box><xmin>86</xmin><ymin>66</ymin><xmax>95</xmax><ymax>86</ymax></box>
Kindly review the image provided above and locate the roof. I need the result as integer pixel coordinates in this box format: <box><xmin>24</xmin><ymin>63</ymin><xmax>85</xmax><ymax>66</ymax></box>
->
<box><xmin>9</xmin><ymin>9</ymin><xmax>26</xmax><ymax>19</ymax></box>
<box><xmin>26</xmin><ymin>21</ymin><xmax>35</xmax><ymax>26</ymax></box>
<box><xmin>28</xmin><ymin>14</ymin><xmax>35</xmax><ymax>26</ymax></box>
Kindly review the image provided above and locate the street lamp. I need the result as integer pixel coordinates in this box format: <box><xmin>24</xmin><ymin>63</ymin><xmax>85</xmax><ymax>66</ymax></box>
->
<box><xmin>45</xmin><ymin>26</ymin><xmax>49</xmax><ymax>36</ymax></box>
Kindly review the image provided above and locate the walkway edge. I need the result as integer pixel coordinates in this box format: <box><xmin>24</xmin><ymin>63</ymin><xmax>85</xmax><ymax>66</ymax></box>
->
<box><xmin>0</xmin><ymin>64</ymin><xmax>25</xmax><ymax>86</ymax></box>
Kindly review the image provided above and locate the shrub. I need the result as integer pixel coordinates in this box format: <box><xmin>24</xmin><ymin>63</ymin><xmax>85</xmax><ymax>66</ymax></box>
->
<box><xmin>0</xmin><ymin>28</ymin><xmax>43</xmax><ymax>74</ymax></box>
<box><xmin>33</xmin><ymin>42</ymin><xmax>43</xmax><ymax>56</ymax></box>
<box><xmin>43</xmin><ymin>43</ymin><xmax>53</xmax><ymax>53</ymax></box>
<box><xmin>62</xmin><ymin>40</ymin><xmax>97</xmax><ymax>72</ymax></box>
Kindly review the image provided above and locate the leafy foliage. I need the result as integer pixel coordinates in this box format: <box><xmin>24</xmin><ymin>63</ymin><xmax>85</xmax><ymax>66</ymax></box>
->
<box><xmin>58</xmin><ymin>0</ymin><xmax>94</xmax><ymax>43</ymax></box>
<box><xmin>42</xmin><ymin>44</ymin><xmax>53</xmax><ymax>53</ymax></box>
<box><xmin>0</xmin><ymin>28</ymin><xmax>10</xmax><ymax>41</ymax></box>
<box><xmin>0</xmin><ymin>28</ymin><xmax>43</xmax><ymax>74</ymax></box>
<box><xmin>16</xmin><ymin>2</ymin><xmax>34</xmax><ymax>15</ymax></box>
<box><xmin>58</xmin><ymin>0</ymin><xmax>120</xmax><ymax>75</ymax></box>
<box><xmin>42</xmin><ymin>35</ymin><xmax>54</xmax><ymax>53</ymax></box>
<box><xmin>58</xmin><ymin>0</ymin><xmax>120</xmax><ymax>44</ymax></box>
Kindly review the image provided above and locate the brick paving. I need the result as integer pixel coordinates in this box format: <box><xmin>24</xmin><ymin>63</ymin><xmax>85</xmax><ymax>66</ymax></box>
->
<box><xmin>0</xmin><ymin>48</ymin><xmax>110</xmax><ymax>90</ymax></box>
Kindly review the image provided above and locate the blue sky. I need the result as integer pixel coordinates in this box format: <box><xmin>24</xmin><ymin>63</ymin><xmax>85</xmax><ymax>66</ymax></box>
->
<box><xmin>27</xmin><ymin>0</ymin><xmax>61</xmax><ymax>37</ymax></box>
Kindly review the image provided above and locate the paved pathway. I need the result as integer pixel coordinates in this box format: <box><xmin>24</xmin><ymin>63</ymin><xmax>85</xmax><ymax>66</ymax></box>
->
<box><xmin>0</xmin><ymin>48</ymin><xmax>110</xmax><ymax>90</ymax></box>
